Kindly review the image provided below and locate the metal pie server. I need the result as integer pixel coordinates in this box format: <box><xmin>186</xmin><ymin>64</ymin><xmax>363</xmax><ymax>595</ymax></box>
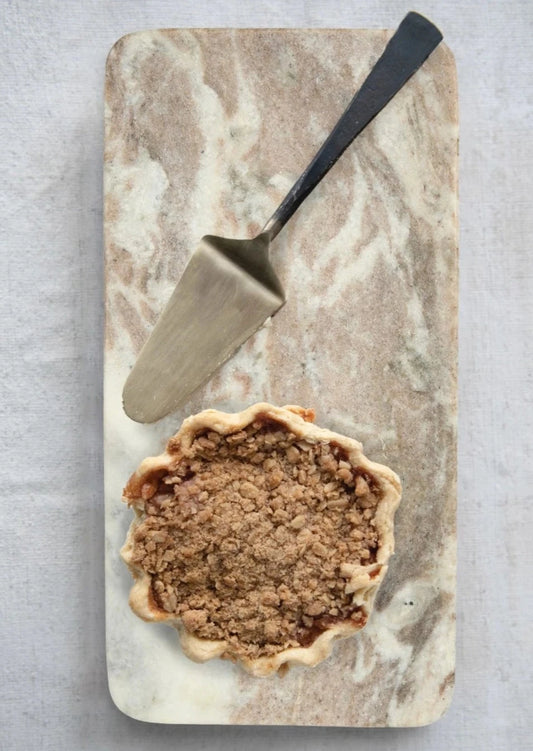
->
<box><xmin>123</xmin><ymin>11</ymin><xmax>442</xmax><ymax>423</ymax></box>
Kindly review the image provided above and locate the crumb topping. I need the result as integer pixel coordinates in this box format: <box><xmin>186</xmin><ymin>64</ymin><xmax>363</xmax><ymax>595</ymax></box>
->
<box><xmin>129</xmin><ymin>417</ymin><xmax>382</xmax><ymax>658</ymax></box>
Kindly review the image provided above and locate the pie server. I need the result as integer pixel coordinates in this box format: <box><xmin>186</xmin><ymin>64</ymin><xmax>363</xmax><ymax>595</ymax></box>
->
<box><xmin>122</xmin><ymin>11</ymin><xmax>442</xmax><ymax>423</ymax></box>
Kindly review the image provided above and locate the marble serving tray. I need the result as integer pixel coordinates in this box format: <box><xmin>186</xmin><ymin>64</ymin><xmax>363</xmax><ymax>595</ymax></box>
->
<box><xmin>104</xmin><ymin>28</ymin><xmax>458</xmax><ymax>726</ymax></box>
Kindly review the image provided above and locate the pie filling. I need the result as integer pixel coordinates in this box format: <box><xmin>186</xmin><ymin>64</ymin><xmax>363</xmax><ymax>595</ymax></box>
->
<box><xmin>130</xmin><ymin>416</ymin><xmax>382</xmax><ymax>659</ymax></box>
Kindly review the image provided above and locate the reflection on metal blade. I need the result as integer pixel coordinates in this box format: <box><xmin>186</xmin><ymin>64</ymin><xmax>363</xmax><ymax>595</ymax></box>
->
<box><xmin>122</xmin><ymin>235</ymin><xmax>284</xmax><ymax>422</ymax></box>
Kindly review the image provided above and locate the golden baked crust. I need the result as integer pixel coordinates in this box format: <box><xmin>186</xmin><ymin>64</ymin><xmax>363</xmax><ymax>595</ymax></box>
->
<box><xmin>121</xmin><ymin>403</ymin><xmax>401</xmax><ymax>676</ymax></box>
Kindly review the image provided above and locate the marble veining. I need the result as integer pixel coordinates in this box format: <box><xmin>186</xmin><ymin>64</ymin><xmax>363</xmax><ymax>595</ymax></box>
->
<box><xmin>104</xmin><ymin>28</ymin><xmax>458</xmax><ymax>726</ymax></box>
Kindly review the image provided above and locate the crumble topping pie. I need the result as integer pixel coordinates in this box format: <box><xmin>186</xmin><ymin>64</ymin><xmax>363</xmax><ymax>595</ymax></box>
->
<box><xmin>121</xmin><ymin>403</ymin><xmax>401</xmax><ymax>676</ymax></box>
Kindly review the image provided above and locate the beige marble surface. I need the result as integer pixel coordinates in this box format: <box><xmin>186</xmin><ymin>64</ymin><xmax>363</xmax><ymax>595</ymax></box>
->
<box><xmin>104</xmin><ymin>28</ymin><xmax>458</xmax><ymax>726</ymax></box>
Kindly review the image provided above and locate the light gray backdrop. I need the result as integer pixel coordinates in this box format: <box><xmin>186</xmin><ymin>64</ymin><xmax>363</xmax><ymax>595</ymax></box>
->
<box><xmin>1</xmin><ymin>1</ymin><xmax>531</xmax><ymax>749</ymax></box>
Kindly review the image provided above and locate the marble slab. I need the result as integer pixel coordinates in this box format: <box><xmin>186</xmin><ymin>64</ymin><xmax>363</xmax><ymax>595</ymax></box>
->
<box><xmin>103</xmin><ymin>28</ymin><xmax>458</xmax><ymax>726</ymax></box>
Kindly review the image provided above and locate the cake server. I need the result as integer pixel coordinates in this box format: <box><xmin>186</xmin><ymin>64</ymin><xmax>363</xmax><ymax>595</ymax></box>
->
<box><xmin>123</xmin><ymin>11</ymin><xmax>442</xmax><ymax>423</ymax></box>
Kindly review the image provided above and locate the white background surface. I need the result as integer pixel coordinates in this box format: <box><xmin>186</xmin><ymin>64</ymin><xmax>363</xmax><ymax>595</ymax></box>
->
<box><xmin>1</xmin><ymin>1</ymin><xmax>531</xmax><ymax>749</ymax></box>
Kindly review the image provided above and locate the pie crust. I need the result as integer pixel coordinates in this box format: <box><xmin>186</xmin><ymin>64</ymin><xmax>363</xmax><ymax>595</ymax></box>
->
<box><xmin>121</xmin><ymin>403</ymin><xmax>401</xmax><ymax>676</ymax></box>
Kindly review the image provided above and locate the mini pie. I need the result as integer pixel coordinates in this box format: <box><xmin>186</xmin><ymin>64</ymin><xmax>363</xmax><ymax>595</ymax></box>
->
<box><xmin>121</xmin><ymin>403</ymin><xmax>401</xmax><ymax>676</ymax></box>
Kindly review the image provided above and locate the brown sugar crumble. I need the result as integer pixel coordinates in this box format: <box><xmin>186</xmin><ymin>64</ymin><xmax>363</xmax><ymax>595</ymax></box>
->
<box><xmin>129</xmin><ymin>417</ymin><xmax>382</xmax><ymax>659</ymax></box>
